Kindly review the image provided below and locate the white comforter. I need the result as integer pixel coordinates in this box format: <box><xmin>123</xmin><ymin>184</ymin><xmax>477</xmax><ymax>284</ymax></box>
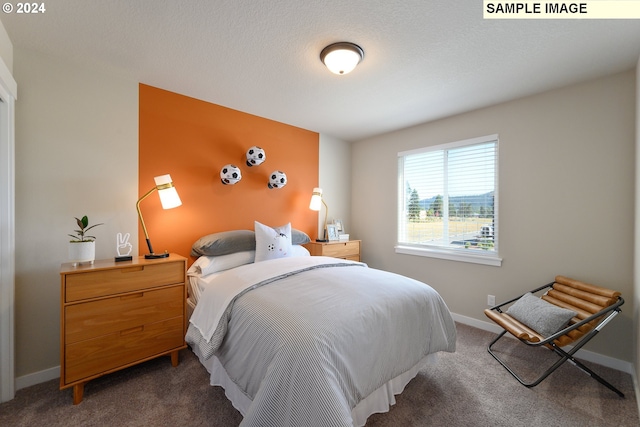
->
<box><xmin>186</xmin><ymin>256</ymin><xmax>456</xmax><ymax>427</ymax></box>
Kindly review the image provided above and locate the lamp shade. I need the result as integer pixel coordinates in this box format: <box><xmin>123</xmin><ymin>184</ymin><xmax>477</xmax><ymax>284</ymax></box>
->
<box><xmin>309</xmin><ymin>187</ymin><xmax>323</xmax><ymax>211</ymax></box>
<box><xmin>154</xmin><ymin>174</ymin><xmax>182</xmax><ymax>209</ymax></box>
<box><xmin>320</xmin><ymin>42</ymin><xmax>364</xmax><ymax>75</ymax></box>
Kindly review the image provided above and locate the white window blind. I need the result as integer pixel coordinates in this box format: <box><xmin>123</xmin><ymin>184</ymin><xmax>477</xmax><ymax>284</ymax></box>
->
<box><xmin>397</xmin><ymin>134</ymin><xmax>500</xmax><ymax>266</ymax></box>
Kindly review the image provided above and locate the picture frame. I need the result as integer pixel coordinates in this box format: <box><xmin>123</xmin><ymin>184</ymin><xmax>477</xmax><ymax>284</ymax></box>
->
<box><xmin>334</xmin><ymin>219</ymin><xmax>344</xmax><ymax>233</ymax></box>
<box><xmin>326</xmin><ymin>224</ymin><xmax>339</xmax><ymax>241</ymax></box>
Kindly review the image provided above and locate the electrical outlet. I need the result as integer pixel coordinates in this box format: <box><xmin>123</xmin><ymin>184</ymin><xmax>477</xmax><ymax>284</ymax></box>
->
<box><xmin>487</xmin><ymin>294</ymin><xmax>496</xmax><ymax>306</ymax></box>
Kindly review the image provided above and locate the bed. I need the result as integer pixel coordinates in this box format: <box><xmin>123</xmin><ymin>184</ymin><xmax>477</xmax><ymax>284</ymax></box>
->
<box><xmin>185</xmin><ymin>224</ymin><xmax>457</xmax><ymax>427</ymax></box>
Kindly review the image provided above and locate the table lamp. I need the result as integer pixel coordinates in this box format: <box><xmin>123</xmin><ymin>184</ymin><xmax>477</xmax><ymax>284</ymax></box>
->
<box><xmin>137</xmin><ymin>174</ymin><xmax>181</xmax><ymax>259</ymax></box>
<box><xmin>309</xmin><ymin>187</ymin><xmax>328</xmax><ymax>242</ymax></box>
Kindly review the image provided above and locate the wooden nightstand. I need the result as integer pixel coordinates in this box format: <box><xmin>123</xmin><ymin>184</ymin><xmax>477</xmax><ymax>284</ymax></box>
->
<box><xmin>303</xmin><ymin>240</ymin><xmax>361</xmax><ymax>261</ymax></box>
<box><xmin>60</xmin><ymin>254</ymin><xmax>187</xmax><ymax>404</ymax></box>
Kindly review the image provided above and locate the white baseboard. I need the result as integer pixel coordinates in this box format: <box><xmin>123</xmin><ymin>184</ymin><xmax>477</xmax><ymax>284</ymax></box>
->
<box><xmin>452</xmin><ymin>312</ymin><xmax>634</xmax><ymax>375</ymax></box>
<box><xmin>15</xmin><ymin>365</ymin><xmax>59</xmax><ymax>391</ymax></box>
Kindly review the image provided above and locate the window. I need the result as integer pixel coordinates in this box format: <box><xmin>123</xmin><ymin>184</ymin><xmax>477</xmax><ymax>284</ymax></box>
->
<box><xmin>396</xmin><ymin>134</ymin><xmax>501</xmax><ymax>266</ymax></box>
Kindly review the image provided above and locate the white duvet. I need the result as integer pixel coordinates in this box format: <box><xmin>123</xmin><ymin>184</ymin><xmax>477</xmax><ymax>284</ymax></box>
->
<box><xmin>186</xmin><ymin>256</ymin><xmax>456</xmax><ymax>427</ymax></box>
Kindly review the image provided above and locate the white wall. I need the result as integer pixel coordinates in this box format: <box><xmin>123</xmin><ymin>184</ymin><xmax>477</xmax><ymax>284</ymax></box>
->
<box><xmin>352</xmin><ymin>70</ymin><xmax>636</xmax><ymax>362</ymax></box>
<box><xmin>13</xmin><ymin>48</ymin><xmax>138</xmax><ymax>380</ymax></box>
<box><xmin>318</xmin><ymin>133</ymin><xmax>352</xmax><ymax>239</ymax></box>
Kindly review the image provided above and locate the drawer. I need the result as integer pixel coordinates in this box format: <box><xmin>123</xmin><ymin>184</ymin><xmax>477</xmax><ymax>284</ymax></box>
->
<box><xmin>65</xmin><ymin>261</ymin><xmax>184</xmax><ymax>302</ymax></box>
<box><xmin>322</xmin><ymin>241</ymin><xmax>360</xmax><ymax>258</ymax></box>
<box><xmin>65</xmin><ymin>286</ymin><xmax>184</xmax><ymax>344</ymax></box>
<box><xmin>64</xmin><ymin>316</ymin><xmax>184</xmax><ymax>384</ymax></box>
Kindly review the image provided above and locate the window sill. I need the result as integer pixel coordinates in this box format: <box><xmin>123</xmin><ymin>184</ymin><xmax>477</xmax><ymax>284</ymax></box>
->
<box><xmin>395</xmin><ymin>245</ymin><xmax>502</xmax><ymax>267</ymax></box>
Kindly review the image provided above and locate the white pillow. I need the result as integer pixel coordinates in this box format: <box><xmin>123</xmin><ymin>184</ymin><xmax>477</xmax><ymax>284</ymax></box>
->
<box><xmin>255</xmin><ymin>221</ymin><xmax>292</xmax><ymax>262</ymax></box>
<box><xmin>291</xmin><ymin>245</ymin><xmax>310</xmax><ymax>257</ymax></box>
<box><xmin>188</xmin><ymin>250</ymin><xmax>256</xmax><ymax>277</ymax></box>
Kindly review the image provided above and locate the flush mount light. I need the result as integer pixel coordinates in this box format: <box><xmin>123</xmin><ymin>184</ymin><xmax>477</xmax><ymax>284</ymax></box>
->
<box><xmin>320</xmin><ymin>42</ymin><xmax>364</xmax><ymax>75</ymax></box>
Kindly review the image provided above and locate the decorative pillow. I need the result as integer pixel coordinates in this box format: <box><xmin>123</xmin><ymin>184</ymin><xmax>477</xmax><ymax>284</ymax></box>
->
<box><xmin>506</xmin><ymin>292</ymin><xmax>577</xmax><ymax>337</ymax></box>
<box><xmin>187</xmin><ymin>251</ymin><xmax>256</xmax><ymax>277</ymax></box>
<box><xmin>191</xmin><ymin>230</ymin><xmax>255</xmax><ymax>257</ymax></box>
<box><xmin>254</xmin><ymin>221</ymin><xmax>292</xmax><ymax>262</ymax></box>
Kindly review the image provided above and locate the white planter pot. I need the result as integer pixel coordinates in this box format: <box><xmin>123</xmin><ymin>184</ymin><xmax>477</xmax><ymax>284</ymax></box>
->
<box><xmin>68</xmin><ymin>241</ymin><xmax>96</xmax><ymax>266</ymax></box>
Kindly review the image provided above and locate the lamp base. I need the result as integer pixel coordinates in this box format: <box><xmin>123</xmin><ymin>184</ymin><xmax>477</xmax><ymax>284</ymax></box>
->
<box><xmin>144</xmin><ymin>252</ymin><xmax>170</xmax><ymax>259</ymax></box>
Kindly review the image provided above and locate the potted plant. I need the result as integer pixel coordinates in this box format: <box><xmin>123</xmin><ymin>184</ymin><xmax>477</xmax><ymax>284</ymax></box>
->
<box><xmin>68</xmin><ymin>215</ymin><xmax>103</xmax><ymax>265</ymax></box>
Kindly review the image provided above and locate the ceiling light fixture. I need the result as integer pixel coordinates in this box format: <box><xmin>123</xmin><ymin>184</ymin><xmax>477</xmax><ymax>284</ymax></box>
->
<box><xmin>320</xmin><ymin>42</ymin><xmax>364</xmax><ymax>75</ymax></box>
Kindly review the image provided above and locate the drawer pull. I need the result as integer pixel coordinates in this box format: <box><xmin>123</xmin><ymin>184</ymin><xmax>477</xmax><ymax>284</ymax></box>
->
<box><xmin>121</xmin><ymin>266</ymin><xmax>144</xmax><ymax>273</ymax></box>
<box><xmin>120</xmin><ymin>292</ymin><xmax>144</xmax><ymax>300</ymax></box>
<box><xmin>120</xmin><ymin>326</ymin><xmax>144</xmax><ymax>336</ymax></box>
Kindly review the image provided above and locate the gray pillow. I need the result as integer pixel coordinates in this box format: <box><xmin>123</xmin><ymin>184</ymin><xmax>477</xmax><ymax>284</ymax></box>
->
<box><xmin>191</xmin><ymin>230</ymin><xmax>255</xmax><ymax>257</ymax></box>
<box><xmin>506</xmin><ymin>292</ymin><xmax>577</xmax><ymax>337</ymax></box>
<box><xmin>191</xmin><ymin>228</ymin><xmax>311</xmax><ymax>257</ymax></box>
<box><xmin>292</xmin><ymin>229</ymin><xmax>311</xmax><ymax>245</ymax></box>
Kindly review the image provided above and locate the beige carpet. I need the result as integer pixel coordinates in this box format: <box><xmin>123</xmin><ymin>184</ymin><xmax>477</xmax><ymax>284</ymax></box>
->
<box><xmin>1</xmin><ymin>323</ymin><xmax>638</xmax><ymax>426</ymax></box>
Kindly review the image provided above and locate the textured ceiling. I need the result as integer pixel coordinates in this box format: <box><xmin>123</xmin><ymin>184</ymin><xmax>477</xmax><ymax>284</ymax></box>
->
<box><xmin>2</xmin><ymin>1</ymin><xmax>640</xmax><ymax>141</ymax></box>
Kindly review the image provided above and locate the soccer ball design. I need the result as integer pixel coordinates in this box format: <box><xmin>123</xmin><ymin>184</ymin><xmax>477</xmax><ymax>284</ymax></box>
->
<box><xmin>246</xmin><ymin>146</ymin><xmax>266</xmax><ymax>167</ymax></box>
<box><xmin>220</xmin><ymin>164</ymin><xmax>242</xmax><ymax>185</ymax></box>
<box><xmin>268</xmin><ymin>170</ymin><xmax>287</xmax><ymax>189</ymax></box>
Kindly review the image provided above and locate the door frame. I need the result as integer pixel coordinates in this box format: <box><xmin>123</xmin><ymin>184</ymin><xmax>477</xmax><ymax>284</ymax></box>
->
<box><xmin>0</xmin><ymin>54</ymin><xmax>17</xmax><ymax>403</ymax></box>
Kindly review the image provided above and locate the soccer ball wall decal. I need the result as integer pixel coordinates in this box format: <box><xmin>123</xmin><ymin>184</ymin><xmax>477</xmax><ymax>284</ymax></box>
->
<box><xmin>220</xmin><ymin>164</ymin><xmax>242</xmax><ymax>185</ymax></box>
<box><xmin>246</xmin><ymin>146</ymin><xmax>266</xmax><ymax>167</ymax></box>
<box><xmin>268</xmin><ymin>171</ymin><xmax>287</xmax><ymax>189</ymax></box>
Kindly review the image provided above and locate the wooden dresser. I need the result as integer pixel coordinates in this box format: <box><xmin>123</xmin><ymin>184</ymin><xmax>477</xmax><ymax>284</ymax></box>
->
<box><xmin>303</xmin><ymin>240</ymin><xmax>361</xmax><ymax>261</ymax></box>
<box><xmin>60</xmin><ymin>254</ymin><xmax>187</xmax><ymax>404</ymax></box>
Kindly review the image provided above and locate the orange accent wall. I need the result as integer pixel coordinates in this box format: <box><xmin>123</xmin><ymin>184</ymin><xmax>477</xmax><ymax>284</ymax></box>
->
<box><xmin>139</xmin><ymin>84</ymin><xmax>319</xmax><ymax>261</ymax></box>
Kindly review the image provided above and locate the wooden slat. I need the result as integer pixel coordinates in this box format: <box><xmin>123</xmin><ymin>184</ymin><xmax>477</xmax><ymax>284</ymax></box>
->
<box><xmin>555</xmin><ymin>275</ymin><xmax>620</xmax><ymax>298</ymax></box>
<box><xmin>546</xmin><ymin>289</ymin><xmax>603</xmax><ymax>314</ymax></box>
<box><xmin>552</xmin><ymin>283</ymin><xmax>616</xmax><ymax>307</ymax></box>
<box><xmin>542</xmin><ymin>294</ymin><xmax>591</xmax><ymax>318</ymax></box>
